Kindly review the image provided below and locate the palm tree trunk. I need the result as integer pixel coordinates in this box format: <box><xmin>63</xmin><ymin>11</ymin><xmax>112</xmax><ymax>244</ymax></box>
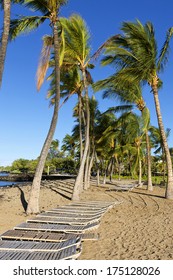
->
<box><xmin>87</xmin><ymin>150</ymin><xmax>94</xmax><ymax>188</ymax></box>
<box><xmin>138</xmin><ymin>158</ymin><xmax>142</xmax><ymax>186</ymax></box>
<box><xmin>94</xmin><ymin>151</ymin><xmax>100</xmax><ymax>186</ymax></box>
<box><xmin>26</xmin><ymin>23</ymin><xmax>61</xmax><ymax>214</ymax></box>
<box><xmin>152</xmin><ymin>83</ymin><xmax>173</xmax><ymax>199</ymax></box>
<box><xmin>0</xmin><ymin>0</ymin><xmax>11</xmax><ymax>87</ymax></box>
<box><xmin>97</xmin><ymin>168</ymin><xmax>100</xmax><ymax>186</ymax></box>
<box><xmin>118</xmin><ymin>163</ymin><xmax>121</xmax><ymax>181</ymax></box>
<box><xmin>161</xmin><ymin>148</ymin><xmax>166</xmax><ymax>184</ymax></box>
<box><xmin>146</xmin><ymin>130</ymin><xmax>153</xmax><ymax>190</ymax></box>
<box><xmin>103</xmin><ymin>172</ymin><xmax>106</xmax><ymax>184</ymax></box>
<box><xmin>72</xmin><ymin>70</ymin><xmax>90</xmax><ymax>200</ymax></box>
<box><xmin>84</xmin><ymin>149</ymin><xmax>90</xmax><ymax>190</ymax></box>
<box><xmin>78</xmin><ymin>93</ymin><xmax>83</xmax><ymax>162</ymax></box>
<box><xmin>110</xmin><ymin>158</ymin><xmax>114</xmax><ymax>182</ymax></box>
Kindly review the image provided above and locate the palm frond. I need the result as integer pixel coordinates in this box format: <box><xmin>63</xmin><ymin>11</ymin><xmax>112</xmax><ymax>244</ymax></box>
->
<box><xmin>141</xmin><ymin>107</ymin><xmax>150</xmax><ymax>132</ymax></box>
<box><xmin>91</xmin><ymin>34</ymin><xmax>120</xmax><ymax>61</ymax></box>
<box><xmin>104</xmin><ymin>105</ymin><xmax>134</xmax><ymax>114</ymax></box>
<box><xmin>9</xmin><ymin>16</ymin><xmax>46</xmax><ymax>40</ymax></box>
<box><xmin>61</xmin><ymin>14</ymin><xmax>91</xmax><ymax>66</ymax></box>
<box><xmin>23</xmin><ymin>0</ymin><xmax>50</xmax><ymax>13</ymax></box>
<box><xmin>37</xmin><ymin>35</ymin><xmax>53</xmax><ymax>91</ymax></box>
<box><xmin>157</xmin><ymin>27</ymin><xmax>173</xmax><ymax>72</ymax></box>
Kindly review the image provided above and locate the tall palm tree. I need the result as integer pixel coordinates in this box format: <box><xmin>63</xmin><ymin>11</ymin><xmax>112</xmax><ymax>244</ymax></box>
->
<box><xmin>9</xmin><ymin>0</ymin><xmax>68</xmax><ymax>213</ymax></box>
<box><xmin>94</xmin><ymin>20</ymin><xmax>173</xmax><ymax>199</ymax></box>
<box><xmin>0</xmin><ymin>0</ymin><xmax>25</xmax><ymax>87</ymax></box>
<box><xmin>60</xmin><ymin>14</ymin><xmax>94</xmax><ymax>200</ymax></box>
<box><xmin>61</xmin><ymin>134</ymin><xmax>76</xmax><ymax>159</ymax></box>
<box><xmin>0</xmin><ymin>0</ymin><xmax>11</xmax><ymax>87</ymax></box>
<box><xmin>48</xmin><ymin>66</ymin><xmax>85</xmax><ymax>163</ymax></box>
<box><xmin>47</xmin><ymin>139</ymin><xmax>60</xmax><ymax>159</ymax></box>
<box><xmin>95</xmin><ymin>80</ymin><xmax>153</xmax><ymax>190</ymax></box>
<box><xmin>150</xmin><ymin>126</ymin><xmax>171</xmax><ymax>184</ymax></box>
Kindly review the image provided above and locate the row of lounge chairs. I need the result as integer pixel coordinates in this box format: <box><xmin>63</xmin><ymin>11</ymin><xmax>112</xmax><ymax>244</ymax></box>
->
<box><xmin>0</xmin><ymin>200</ymin><xmax>119</xmax><ymax>260</ymax></box>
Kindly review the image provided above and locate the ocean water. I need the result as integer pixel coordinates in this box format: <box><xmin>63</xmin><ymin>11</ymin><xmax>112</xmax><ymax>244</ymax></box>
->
<box><xmin>0</xmin><ymin>172</ymin><xmax>21</xmax><ymax>187</ymax></box>
<box><xmin>0</xmin><ymin>172</ymin><xmax>9</xmax><ymax>176</ymax></box>
<box><xmin>0</xmin><ymin>181</ymin><xmax>20</xmax><ymax>187</ymax></box>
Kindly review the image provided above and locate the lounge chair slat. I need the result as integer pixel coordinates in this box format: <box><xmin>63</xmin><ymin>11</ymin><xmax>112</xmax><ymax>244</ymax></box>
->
<box><xmin>0</xmin><ymin>238</ymin><xmax>81</xmax><ymax>252</ymax></box>
<box><xmin>27</xmin><ymin>216</ymin><xmax>101</xmax><ymax>225</ymax></box>
<box><xmin>0</xmin><ymin>245</ymin><xmax>81</xmax><ymax>260</ymax></box>
<box><xmin>14</xmin><ymin>222</ymin><xmax>85</xmax><ymax>233</ymax></box>
<box><xmin>38</xmin><ymin>211</ymin><xmax>103</xmax><ymax>220</ymax></box>
<box><xmin>14</xmin><ymin>221</ymin><xmax>99</xmax><ymax>233</ymax></box>
<box><xmin>0</xmin><ymin>230</ymin><xmax>82</xmax><ymax>242</ymax></box>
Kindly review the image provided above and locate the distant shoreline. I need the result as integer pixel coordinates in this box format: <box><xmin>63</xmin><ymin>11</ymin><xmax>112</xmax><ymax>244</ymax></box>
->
<box><xmin>0</xmin><ymin>173</ymin><xmax>76</xmax><ymax>188</ymax></box>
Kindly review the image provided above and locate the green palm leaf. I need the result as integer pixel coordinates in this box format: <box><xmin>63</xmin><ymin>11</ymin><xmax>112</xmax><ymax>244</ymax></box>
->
<box><xmin>24</xmin><ymin>0</ymin><xmax>49</xmax><ymax>13</ymax></box>
<box><xmin>9</xmin><ymin>16</ymin><xmax>47</xmax><ymax>40</ymax></box>
<box><xmin>157</xmin><ymin>27</ymin><xmax>173</xmax><ymax>72</ymax></box>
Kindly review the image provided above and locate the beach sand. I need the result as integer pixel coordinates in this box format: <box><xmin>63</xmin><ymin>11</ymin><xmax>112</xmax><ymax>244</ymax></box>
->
<box><xmin>0</xmin><ymin>180</ymin><xmax>173</xmax><ymax>260</ymax></box>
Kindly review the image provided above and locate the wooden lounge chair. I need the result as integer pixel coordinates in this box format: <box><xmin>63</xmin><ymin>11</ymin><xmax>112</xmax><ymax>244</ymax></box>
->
<box><xmin>14</xmin><ymin>221</ymin><xmax>100</xmax><ymax>233</ymax></box>
<box><xmin>48</xmin><ymin>209</ymin><xmax>106</xmax><ymax>217</ymax></box>
<box><xmin>71</xmin><ymin>201</ymin><xmax>116</xmax><ymax>207</ymax></box>
<box><xmin>112</xmin><ymin>183</ymin><xmax>138</xmax><ymax>191</ymax></box>
<box><xmin>1</xmin><ymin>230</ymin><xmax>79</xmax><ymax>242</ymax></box>
<box><xmin>0</xmin><ymin>230</ymin><xmax>99</xmax><ymax>242</ymax></box>
<box><xmin>0</xmin><ymin>245</ymin><xmax>81</xmax><ymax>260</ymax></box>
<box><xmin>0</xmin><ymin>238</ymin><xmax>81</xmax><ymax>252</ymax></box>
<box><xmin>49</xmin><ymin>207</ymin><xmax>106</xmax><ymax>213</ymax></box>
<box><xmin>0</xmin><ymin>236</ymin><xmax>82</xmax><ymax>260</ymax></box>
<box><xmin>54</xmin><ymin>205</ymin><xmax>109</xmax><ymax>211</ymax></box>
<box><xmin>26</xmin><ymin>216</ymin><xmax>101</xmax><ymax>226</ymax></box>
<box><xmin>38</xmin><ymin>212</ymin><xmax>103</xmax><ymax>219</ymax></box>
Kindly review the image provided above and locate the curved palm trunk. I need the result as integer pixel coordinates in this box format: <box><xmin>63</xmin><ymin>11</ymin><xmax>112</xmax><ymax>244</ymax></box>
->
<box><xmin>146</xmin><ymin>130</ymin><xmax>153</xmax><ymax>190</ymax></box>
<box><xmin>94</xmin><ymin>151</ymin><xmax>100</xmax><ymax>186</ymax></box>
<box><xmin>26</xmin><ymin>23</ymin><xmax>61</xmax><ymax>214</ymax></box>
<box><xmin>152</xmin><ymin>82</ymin><xmax>173</xmax><ymax>199</ymax></box>
<box><xmin>87</xmin><ymin>150</ymin><xmax>94</xmax><ymax>187</ymax></box>
<box><xmin>78</xmin><ymin>93</ymin><xmax>83</xmax><ymax>162</ymax></box>
<box><xmin>138</xmin><ymin>158</ymin><xmax>142</xmax><ymax>186</ymax></box>
<box><xmin>109</xmin><ymin>158</ymin><xmax>115</xmax><ymax>182</ymax></box>
<box><xmin>118</xmin><ymin>163</ymin><xmax>121</xmax><ymax>181</ymax></box>
<box><xmin>84</xmin><ymin>149</ymin><xmax>90</xmax><ymax>190</ymax></box>
<box><xmin>103</xmin><ymin>172</ymin><xmax>106</xmax><ymax>184</ymax></box>
<box><xmin>72</xmin><ymin>70</ymin><xmax>90</xmax><ymax>200</ymax></box>
<box><xmin>161</xmin><ymin>147</ymin><xmax>166</xmax><ymax>184</ymax></box>
<box><xmin>0</xmin><ymin>0</ymin><xmax>11</xmax><ymax>87</ymax></box>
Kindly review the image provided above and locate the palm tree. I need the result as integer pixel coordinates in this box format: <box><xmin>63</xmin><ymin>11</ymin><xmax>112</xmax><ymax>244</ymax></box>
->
<box><xmin>94</xmin><ymin>77</ymin><xmax>153</xmax><ymax>189</ymax></box>
<box><xmin>47</xmin><ymin>139</ymin><xmax>60</xmax><ymax>159</ymax></box>
<box><xmin>96</xmin><ymin>110</ymin><xmax>146</xmax><ymax>183</ymax></box>
<box><xmin>61</xmin><ymin>134</ymin><xmax>76</xmax><ymax>159</ymax></box>
<box><xmin>150</xmin><ymin>126</ymin><xmax>171</xmax><ymax>184</ymax></box>
<box><xmin>48</xmin><ymin>66</ymin><xmax>85</xmax><ymax>163</ymax></box>
<box><xmin>0</xmin><ymin>0</ymin><xmax>11</xmax><ymax>87</ymax></box>
<box><xmin>94</xmin><ymin>20</ymin><xmax>173</xmax><ymax>199</ymax></box>
<box><xmin>60</xmin><ymin>14</ymin><xmax>94</xmax><ymax>200</ymax></box>
<box><xmin>9</xmin><ymin>0</ymin><xmax>68</xmax><ymax>213</ymax></box>
<box><xmin>0</xmin><ymin>0</ymin><xmax>25</xmax><ymax>87</ymax></box>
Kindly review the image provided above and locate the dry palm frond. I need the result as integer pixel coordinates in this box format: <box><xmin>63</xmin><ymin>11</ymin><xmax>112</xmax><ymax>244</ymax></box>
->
<box><xmin>37</xmin><ymin>35</ymin><xmax>53</xmax><ymax>91</ymax></box>
<box><xmin>91</xmin><ymin>34</ymin><xmax>120</xmax><ymax>61</ymax></box>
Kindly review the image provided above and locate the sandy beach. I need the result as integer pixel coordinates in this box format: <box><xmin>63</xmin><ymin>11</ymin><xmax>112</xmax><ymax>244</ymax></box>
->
<box><xmin>0</xmin><ymin>179</ymin><xmax>173</xmax><ymax>260</ymax></box>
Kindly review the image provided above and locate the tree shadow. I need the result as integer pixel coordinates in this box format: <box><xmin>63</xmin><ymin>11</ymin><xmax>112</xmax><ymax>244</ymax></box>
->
<box><xmin>130</xmin><ymin>189</ymin><xmax>165</xmax><ymax>199</ymax></box>
<box><xmin>105</xmin><ymin>187</ymin><xmax>165</xmax><ymax>199</ymax></box>
<box><xmin>17</xmin><ymin>186</ymin><xmax>28</xmax><ymax>211</ymax></box>
<box><xmin>49</xmin><ymin>186</ymin><xmax>72</xmax><ymax>200</ymax></box>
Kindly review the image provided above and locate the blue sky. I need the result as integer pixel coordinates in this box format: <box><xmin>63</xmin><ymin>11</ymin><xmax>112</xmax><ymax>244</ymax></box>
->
<box><xmin>1</xmin><ymin>0</ymin><xmax>173</xmax><ymax>166</ymax></box>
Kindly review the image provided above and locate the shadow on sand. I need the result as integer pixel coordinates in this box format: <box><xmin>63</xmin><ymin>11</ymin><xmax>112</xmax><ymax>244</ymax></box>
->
<box><xmin>17</xmin><ymin>186</ymin><xmax>28</xmax><ymax>211</ymax></box>
<box><xmin>105</xmin><ymin>186</ymin><xmax>165</xmax><ymax>199</ymax></box>
<box><xmin>49</xmin><ymin>186</ymin><xmax>72</xmax><ymax>200</ymax></box>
